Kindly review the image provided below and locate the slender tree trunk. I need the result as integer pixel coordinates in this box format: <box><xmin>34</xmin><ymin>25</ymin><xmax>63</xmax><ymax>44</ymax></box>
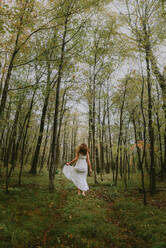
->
<box><xmin>145</xmin><ymin>43</ymin><xmax>156</xmax><ymax>194</ymax></box>
<box><xmin>105</xmin><ymin>134</ymin><xmax>110</xmax><ymax>174</ymax></box>
<box><xmin>155</xmin><ymin>78</ymin><xmax>164</xmax><ymax>174</ymax></box>
<box><xmin>139</xmin><ymin>54</ymin><xmax>148</xmax><ymax>205</ymax></box>
<box><xmin>30</xmin><ymin>62</ymin><xmax>51</xmax><ymax>174</ymax></box>
<box><xmin>62</xmin><ymin>121</ymin><xmax>67</xmax><ymax>167</ymax></box>
<box><xmin>123</xmin><ymin>139</ymin><xmax>127</xmax><ymax>191</ymax></box>
<box><xmin>39</xmin><ymin>113</ymin><xmax>50</xmax><ymax>173</ymax></box>
<box><xmin>106</xmin><ymin>82</ymin><xmax>114</xmax><ymax>182</ymax></box>
<box><xmin>92</xmin><ymin>59</ymin><xmax>97</xmax><ymax>184</ymax></box>
<box><xmin>119</xmin><ymin>140</ymin><xmax>123</xmax><ymax>179</ymax></box>
<box><xmin>88</xmin><ymin>80</ymin><xmax>93</xmax><ymax>171</ymax></box>
<box><xmin>100</xmin><ymin>101</ymin><xmax>106</xmax><ymax>179</ymax></box>
<box><xmin>55</xmin><ymin>95</ymin><xmax>67</xmax><ymax>168</ymax></box>
<box><xmin>0</xmin><ymin>51</ymin><xmax>17</xmax><ymax>119</ymax></box>
<box><xmin>114</xmin><ymin>79</ymin><xmax>128</xmax><ymax>186</ymax></box>
<box><xmin>133</xmin><ymin>112</ymin><xmax>147</xmax><ymax>205</ymax></box>
<box><xmin>49</xmin><ymin>15</ymin><xmax>68</xmax><ymax>191</ymax></box>
<box><xmin>8</xmin><ymin>97</ymin><xmax>23</xmax><ymax>178</ymax></box>
<box><xmin>156</xmin><ymin>110</ymin><xmax>163</xmax><ymax>175</ymax></box>
<box><xmin>4</xmin><ymin>96</ymin><xmax>23</xmax><ymax>191</ymax></box>
<box><xmin>18</xmin><ymin>87</ymin><xmax>37</xmax><ymax>185</ymax></box>
<box><xmin>98</xmin><ymin>84</ymin><xmax>103</xmax><ymax>179</ymax></box>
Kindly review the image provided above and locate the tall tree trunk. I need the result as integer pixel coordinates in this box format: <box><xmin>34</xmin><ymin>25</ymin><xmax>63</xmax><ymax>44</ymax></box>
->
<box><xmin>30</xmin><ymin>62</ymin><xmax>51</xmax><ymax>174</ymax></box>
<box><xmin>145</xmin><ymin>42</ymin><xmax>156</xmax><ymax>194</ymax></box>
<box><xmin>100</xmin><ymin>100</ymin><xmax>106</xmax><ymax>179</ymax></box>
<box><xmin>49</xmin><ymin>15</ymin><xmax>68</xmax><ymax>191</ymax></box>
<box><xmin>4</xmin><ymin>96</ymin><xmax>22</xmax><ymax>192</ymax></box>
<box><xmin>133</xmin><ymin>112</ymin><xmax>147</xmax><ymax>205</ymax></box>
<box><xmin>92</xmin><ymin>58</ymin><xmax>97</xmax><ymax>184</ymax></box>
<box><xmin>155</xmin><ymin>83</ymin><xmax>163</xmax><ymax>176</ymax></box>
<box><xmin>39</xmin><ymin>113</ymin><xmax>50</xmax><ymax>173</ymax></box>
<box><xmin>0</xmin><ymin>50</ymin><xmax>17</xmax><ymax>119</ymax></box>
<box><xmin>123</xmin><ymin>135</ymin><xmax>128</xmax><ymax>191</ymax></box>
<box><xmin>88</xmin><ymin>78</ymin><xmax>93</xmax><ymax>171</ymax></box>
<box><xmin>119</xmin><ymin>140</ymin><xmax>123</xmax><ymax>179</ymax></box>
<box><xmin>114</xmin><ymin>79</ymin><xmax>128</xmax><ymax>186</ymax></box>
<box><xmin>8</xmin><ymin>97</ymin><xmax>23</xmax><ymax>178</ymax></box>
<box><xmin>62</xmin><ymin>121</ymin><xmax>67</xmax><ymax>167</ymax></box>
<box><xmin>105</xmin><ymin>134</ymin><xmax>110</xmax><ymax>174</ymax></box>
<box><xmin>139</xmin><ymin>53</ymin><xmax>148</xmax><ymax>205</ymax></box>
<box><xmin>18</xmin><ymin>87</ymin><xmax>37</xmax><ymax>185</ymax></box>
<box><xmin>55</xmin><ymin>93</ymin><xmax>67</xmax><ymax>168</ymax></box>
<box><xmin>106</xmin><ymin>81</ymin><xmax>114</xmax><ymax>182</ymax></box>
<box><xmin>98</xmin><ymin>84</ymin><xmax>102</xmax><ymax>178</ymax></box>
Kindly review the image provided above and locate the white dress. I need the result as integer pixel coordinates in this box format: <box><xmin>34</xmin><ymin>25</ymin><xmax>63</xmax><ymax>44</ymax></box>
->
<box><xmin>62</xmin><ymin>154</ymin><xmax>89</xmax><ymax>191</ymax></box>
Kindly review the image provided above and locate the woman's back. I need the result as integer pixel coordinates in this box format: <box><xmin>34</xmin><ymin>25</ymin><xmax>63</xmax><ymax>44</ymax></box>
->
<box><xmin>78</xmin><ymin>153</ymin><xmax>87</xmax><ymax>160</ymax></box>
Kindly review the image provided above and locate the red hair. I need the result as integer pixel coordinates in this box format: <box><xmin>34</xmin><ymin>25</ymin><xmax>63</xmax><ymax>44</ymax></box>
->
<box><xmin>77</xmin><ymin>143</ymin><xmax>89</xmax><ymax>155</ymax></box>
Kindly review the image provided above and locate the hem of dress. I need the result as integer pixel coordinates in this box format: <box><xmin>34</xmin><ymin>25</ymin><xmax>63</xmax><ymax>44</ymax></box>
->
<box><xmin>62</xmin><ymin>165</ymin><xmax>89</xmax><ymax>191</ymax></box>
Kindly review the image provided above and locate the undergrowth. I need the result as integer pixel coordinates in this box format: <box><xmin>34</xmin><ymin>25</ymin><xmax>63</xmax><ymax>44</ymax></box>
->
<box><xmin>0</xmin><ymin>169</ymin><xmax>166</xmax><ymax>248</ymax></box>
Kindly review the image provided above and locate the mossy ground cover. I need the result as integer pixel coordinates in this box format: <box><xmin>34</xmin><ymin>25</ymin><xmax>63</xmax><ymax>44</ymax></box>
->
<box><xmin>0</xmin><ymin>169</ymin><xmax>166</xmax><ymax>248</ymax></box>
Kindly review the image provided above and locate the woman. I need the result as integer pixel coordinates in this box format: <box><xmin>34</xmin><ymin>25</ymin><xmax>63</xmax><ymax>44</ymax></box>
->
<box><xmin>63</xmin><ymin>143</ymin><xmax>92</xmax><ymax>196</ymax></box>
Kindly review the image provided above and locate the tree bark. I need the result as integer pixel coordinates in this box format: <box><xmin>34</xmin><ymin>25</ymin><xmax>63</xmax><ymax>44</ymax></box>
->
<box><xmin>30</xmin><ymin>62</ymin><xmax>51</xmax><ymax>174</ymax></box>
<box><xmin>92</xmin><ymin>57</ymin><xmax>97</xmax><ymax>184</ymax></box>
<box><xmin>18</xmin><ymin>86</ymin><xmax>37</xmax><ymax>185</ymax></box>
<box><xmin>106</xmin><ymin>81</ymin><xmax>114</xmax><ymax>182</ymax></box>
<box><xmin>49</xmin><ymin>14</ymin><xmax>68</xmax><ymax>191</ymax></box>
<box><xmin>145</xmin><ymin>42</ymin><xmax>156</xmax><ymax>194</ymax></box>
<box><xmin>114</xmin><ymin>79</ymin><xmax>128</xmax><ymax>186</ymax></box>
<box><xmin>39</xmin><ymin>113</ymin><xmax>50</xmax><ymax>173</ymax></box>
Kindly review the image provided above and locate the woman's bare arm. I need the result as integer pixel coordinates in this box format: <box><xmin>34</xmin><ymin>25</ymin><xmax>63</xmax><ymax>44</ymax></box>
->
<box><xmin>66</xmin><ymin>152</ymin><xmax>79</xmax><ymax>165</ymax></box>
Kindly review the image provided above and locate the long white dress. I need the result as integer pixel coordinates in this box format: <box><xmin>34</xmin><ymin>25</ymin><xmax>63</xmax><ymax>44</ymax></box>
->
<box><xmin>62</xmin><ymin>154</ymin><xmax>89</xmax><ymax>191</ymax></box>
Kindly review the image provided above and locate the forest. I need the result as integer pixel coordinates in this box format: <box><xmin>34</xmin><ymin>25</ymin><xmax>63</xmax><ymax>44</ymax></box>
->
<box><xmin>0</xmin><ymin>0</ymin><xmax>166</xmax><ymax>247</ymax></box>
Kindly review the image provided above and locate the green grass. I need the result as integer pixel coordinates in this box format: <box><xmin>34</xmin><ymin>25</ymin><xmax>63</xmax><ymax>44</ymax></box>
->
<box><xmin>0</xmin><ymin>169</ymin><xmax>166</xmax><ymax>248</ymax></box>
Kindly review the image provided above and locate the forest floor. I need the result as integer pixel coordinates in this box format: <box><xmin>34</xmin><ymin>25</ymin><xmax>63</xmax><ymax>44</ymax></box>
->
<box><xmin>0</xmin><ymin>170</ymin><xmax>166</xmax><ymax>248</ymax></box>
